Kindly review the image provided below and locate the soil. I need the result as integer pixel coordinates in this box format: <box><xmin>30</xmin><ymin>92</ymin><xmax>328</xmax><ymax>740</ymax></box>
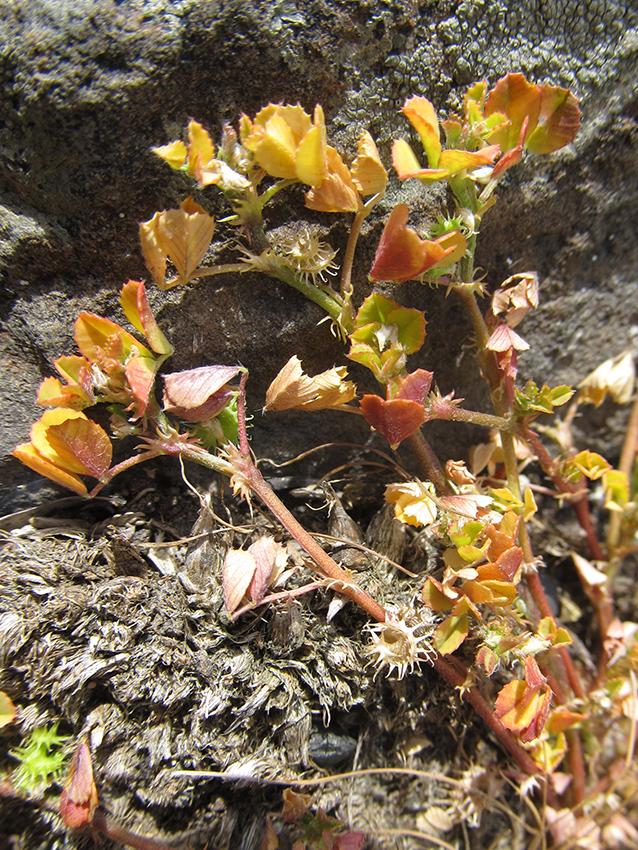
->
<box><xmin>0</xmin><ymin>458</ymin><xmax>542</xmax><ymax>850</ymax></box>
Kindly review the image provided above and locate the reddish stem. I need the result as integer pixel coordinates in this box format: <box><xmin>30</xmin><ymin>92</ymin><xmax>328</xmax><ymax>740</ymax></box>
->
<box><xmin>431</xmin><ymin>655</ymin><xmax>550</xmax><ymax>783</ymax></box>
<box><xmin>92</xmin><ymin>809</ymin><xmax>183</xmax><ymax>850</ymax></box>
<box><xmin>565</xmin><ymin>729</ymin><xmax>586</xmax><ymax>808</ymax></box>
<box><xmin>405</xmin><ymin>431</ymin><xmax>452</xmax><ymax>496</ymax></box>
<box><xmin>521</xmin><ymin>426</ymin><xmax>605</xmax><ymax>561</ymax></box>
<box><xmin>246</xmin><ymin>460</ymin><xmax>388</xmax><ymax>622</ymax></box>
<box><xmin>525</xmin><ymin>570</ymin><xmax>585</xmax><ymax>701</ymax></box>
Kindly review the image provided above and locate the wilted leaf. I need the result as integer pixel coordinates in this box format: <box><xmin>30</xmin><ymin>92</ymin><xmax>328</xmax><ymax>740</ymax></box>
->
<box><xmin>223</xmin><ymin>549</ymin><xmax>257</xmax><ymax>614</ymax></box>
<box><xmin>578</xmin><ymin>351</ymin><xmax>635</xmax><ymax>407</ymax></box>
<box><xmin>264</xmin><ymin>356</ymin><xmax>356</xmax><ymax>412</ymax></box>
<box><xmin>486</xmin><ymin>323</ymin><xmax>529</xmax><ymax>352</ymax></box>
<box><xmin>247</xmin><ymin>536</ymin><xmax>287</xmax><ymax>603</ymax></box>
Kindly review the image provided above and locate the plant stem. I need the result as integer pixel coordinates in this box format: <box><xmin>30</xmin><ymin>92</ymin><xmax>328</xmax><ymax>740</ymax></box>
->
<box><xmin>340</xmin><ymin>191</ymin><xmax>383</xmax><ymax>303</ymax></box>
<box><xmin>607</xmin><ymin>388</ymin><xmax>638</xmax><ymax>557</ymax></box>
<box><xmin>244</xmin><ymin>457</ymin><xmax>388</xmax><ymax>622</ymax></box>
<box><xmin>405</xmin><ymin>431</ymin><xmax>452</xmax><ymax>496</ymax></box>
<box><xmin>521</xmin><ymin>426</ymin><xmax>605</xmax><ymax>562</ymax></box>
<box><xmin>93</xmin><ymin>810</ymin><xmax>183</xmax><ymax>850</ymax></box>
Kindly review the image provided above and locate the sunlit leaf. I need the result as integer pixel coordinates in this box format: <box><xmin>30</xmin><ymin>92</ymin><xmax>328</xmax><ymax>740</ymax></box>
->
<box><xmin>152</xmin><ymin>139</ymin><xmax>187</xmax><ymax>168</ymax></box>
<box><xmin>120</xmin><ymin>280</ymin><xmax>173</xmax><ymax>356</ymax></box>
<box><xmin>163</xmin><ymin>365</ymin><xmax>239</xmax><ymax>421</ymax></box>
<box><xmin>305</xmin><ymin>146</ymin><xmax>360</xmax><ymax>212</ymax></box>
<box><xmin>351</xmin><ymin>130</ymin><xmax>387</xmax><ymax>195</ymax></box>
<box><xmin>31</xmin><ymin>409</ymin><xmax>111</xmax><ymax>478</ymax></box>
<box><xmin>264</xmin><ymin>355</ymin><xmax>356</xmax><ymax>411</ymax></box>
<box><xmin>0</xmin><ymin>691</ymin><xmax>17</xmax><ymax>728</ymax></box>
<box><xmin>434</xmin><ymin>613</ymin><xmax>469</xmax><ymax>654</ymax></box>
<box><xmin>12</xmin><ymin>442</ymin><xmax>88</xmax><ymax>496</ymax></box>
<box><xmin>385</xmin><ymin>481</ymin><xmax>437</xmax><ymax>527</ymax></box>
<box><xmin>75</xmin><ymin>313</ymin><xmax>149</xmax><ymax>362</ymax></box>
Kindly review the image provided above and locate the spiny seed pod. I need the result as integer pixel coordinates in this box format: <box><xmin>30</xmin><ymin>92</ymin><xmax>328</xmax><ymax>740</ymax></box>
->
<box><xmin>365</xmin><ymin>613</ymin><xmax>436</xmax><ymax>680</ymax></box>
<box><xmin>276</xmin><ymin>227</ymin><xmax>339</xmax><ymax>285</ymax></box>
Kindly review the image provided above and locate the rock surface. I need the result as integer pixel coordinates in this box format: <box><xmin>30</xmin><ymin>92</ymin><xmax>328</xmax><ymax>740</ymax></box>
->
<box><xmin>1</xmin><ymin>0</ymin><xmax>637</xmax><ymax>512</ymax></box>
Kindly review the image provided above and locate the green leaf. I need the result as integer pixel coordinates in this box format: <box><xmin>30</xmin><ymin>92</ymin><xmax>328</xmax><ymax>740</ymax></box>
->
<box><xmin>434</xmin><ymin>613</ymin><xmax>470</xmax><ymax>655</ymax></box>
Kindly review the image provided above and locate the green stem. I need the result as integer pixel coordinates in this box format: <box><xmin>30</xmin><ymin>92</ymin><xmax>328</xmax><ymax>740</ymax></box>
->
<box><xmin>340</xmin><ymin>191</ymin><xmax>383</xmax><ymax>302</ymax></box>
<box><xmin>268</xmin><ymin>262</ymin><xmax>347</xmax><ymax>326</ymax></box>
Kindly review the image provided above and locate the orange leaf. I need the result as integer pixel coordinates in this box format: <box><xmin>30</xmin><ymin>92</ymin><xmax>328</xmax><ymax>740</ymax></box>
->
<box><xmin>44</xmin><ymin>415</ymin><xmax>112</xmax><ymax>479</ymax></box>
<box><xmin>125</xmin><ymin>355</ymin><xmax>158</xmax><ymax>415</ymax></box>
<box><xmin>305</xmin><ymin>147</ymin><xmax>360</xmax><ymax>213</ymax></box>
<box><xmin>12</xmin><ymin>442</ymin><xmax>88</xmax><ymax>496</ymax></box>
<box><xmin>120</xmin><ymin>280</ymin><xmax>173</xmax><ymax>356</ymax></box>
<box><xmin>351</xmin><ymin>130</ymin><xmax>387</xmax><ymax>195</ymax></box>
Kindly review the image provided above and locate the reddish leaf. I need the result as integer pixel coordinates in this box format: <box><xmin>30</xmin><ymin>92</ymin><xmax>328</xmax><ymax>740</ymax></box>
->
<box><xmin>125</xmin><ymin>355</ymin><xmax>158</xmax><ymax>414</ymax></box>
<box><xmin>486</xmin><ymin>323</ymin><xmax>529</xmax><ymax>352</ymax></box>
<box><xmin>526</xmin><ymin>84</ymin><xmax>581</xmax><ymax>154</ymax></box>
<box><xmin>163</xmin><ymin>365</ymin><xmax>239</xmax><ymax>421</ymax></box>
<box><xmin>369</xmin><ymin>204</ymin><xmax>460</xmax><ymax>283</ymax></box>
<box><xmin>360</xmin><ymin>394</ymin><xmax>426</xmax><ymax>449</ymax></box>
<box><xmin>394</xmin><ymin>369</ymin><xmax>433</xmax><ymax>403</ymax></box>
<box><xmin>60</xmin><ymin>740</ymin><xmax>98</xmax><ymax>828</ymax></box>
<box><xmin>494</xmin><ymin>546</ymin><xmax>523</xmax><ymax>582</ymax></box>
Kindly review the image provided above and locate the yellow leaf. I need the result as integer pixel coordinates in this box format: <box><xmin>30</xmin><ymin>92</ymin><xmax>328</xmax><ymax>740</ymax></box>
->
<box><xmin>253</xmin><ymin>114</ymin><xmax>298</xmax><ymax>179</ymax></box>
<box><xmin>139</xmin><ymin>213</ymin><xmax>168</xmax><ymax>287</ymax></box>
<box><xmin>187</xmin><ymin>119</ymin><xmax>215</xmax><ymax>171</ymax></box>
<box><xmin>434</xmin><ymin>613</ymin><xmax>469</xmax><ymax>654</ymax></box>
<box><xmin>385</xmin><ymin>481</ymin><xmax>438</xmax><ymax>527</ymax></box>
<box><xmin>152</xmin><ymin>139</ymin><xmax>187</xmax><ymax>169</ymax></box>
<box><xmin>351</xmin><ymin>131</ymin><xmax>387</xmax><ymax>195</ymax></box>
<box><xmin>12</xmin><ymin>441</ymin><xmax>88</xmax><ymax>495</ymax></box>
<box><xmin>295</xmin><ymin>123</ymin><xmax>327</xmax><ymax>187</ymax></box>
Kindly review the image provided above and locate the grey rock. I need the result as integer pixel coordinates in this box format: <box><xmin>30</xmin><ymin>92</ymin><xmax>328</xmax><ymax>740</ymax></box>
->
<box><xmin>1</xmin><ymin>0</ymin><xmax>637</xmax><ymax>514</ymax></box>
